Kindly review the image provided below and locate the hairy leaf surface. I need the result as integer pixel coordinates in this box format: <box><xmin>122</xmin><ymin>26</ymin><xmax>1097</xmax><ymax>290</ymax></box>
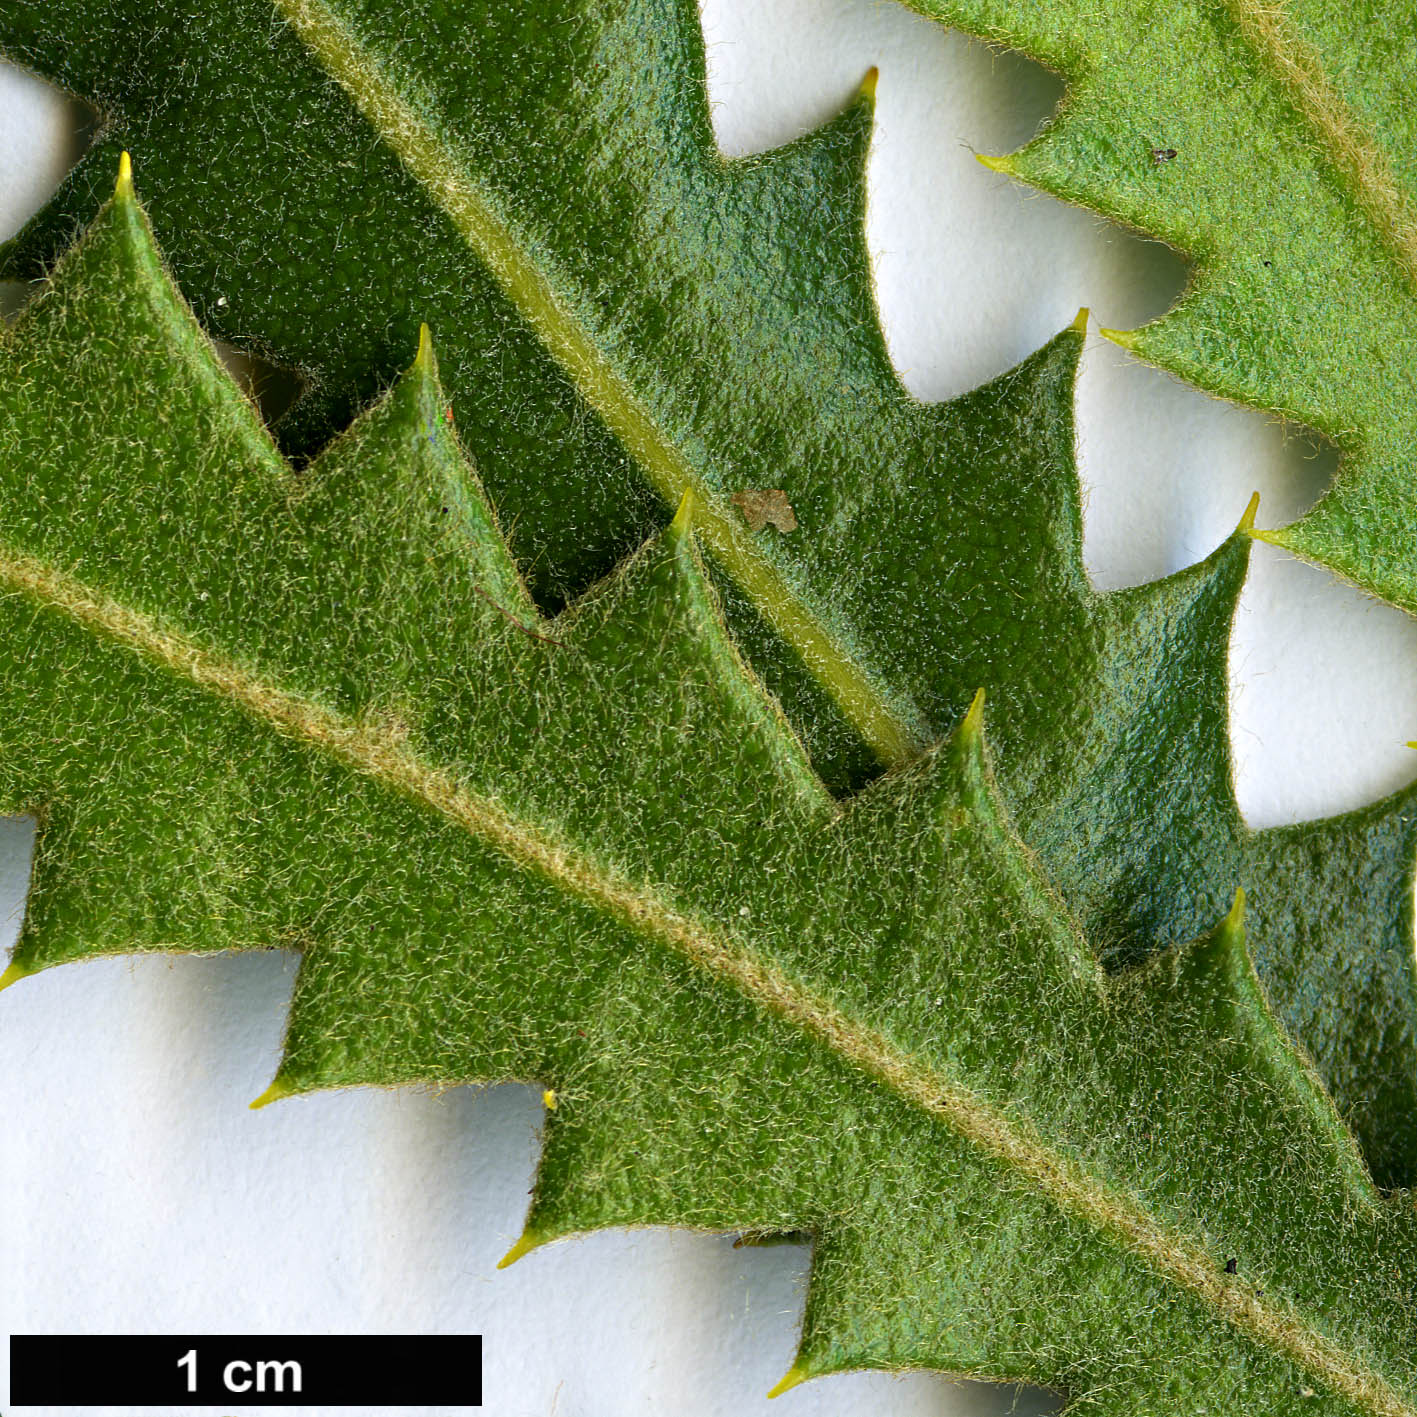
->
<box><xmin>3</xmin><ymin>175</ymin><xmax>1417</xmax><ymax>1414</ymax></box>
<box><xmin>901</xmin><ymin>0</ymin><xmax>1417</xmax><ymax>622</ymax></box>
<box><xmin>2</xmin><ymin>0</ymin><xmax>1415</xmax><ymax>1186</ymax></box>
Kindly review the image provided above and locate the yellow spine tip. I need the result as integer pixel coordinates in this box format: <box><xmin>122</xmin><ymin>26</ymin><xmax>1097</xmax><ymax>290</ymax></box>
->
<box><xmin>115</xmin><ymin>150</ymin><xmax>134</xmax><ymax>200</ymax></box>
<box><xmin>542</xmin><ymin>1088</ymin><xmax>558</xmax><ymax>1111</ymax></box>
<box><xmin>669</xmin><ymin>487</ymin><xmax>697</xmax><ymax>538</ymax></box>
<box><xmin>961</xmin><ymin>686</ymin><xmax>986</xmax><ymax>737</ymax></box>
<box><xmin>1406</xmin><ymin>741</ymin><xmax>1417</xmax><ymax>752</ymax></box>
<box><xmin>1238</xmin><ymin>491</ymin><xmax>1261</xmax><ymax>534</ymax></box>
<box><xmin>249</xmin><ymin>1078</ymin><xmax>293</xmax><ymax>1111</ymax></box>
<box><xmin>496</xmin><ymin>1232</ymin><xmax>542</xmax><ymax>1270</ymax></box>
<box><xmin>859</xmin><ymin>66</ymin><xmax>879</xmax><ymax>101</ymax></box>
<box><xmin>1097</xmin><ymin>326</ymin><xmax>1140</xmax><ymax>351</ymax></box>
<box><xmin>975</xmin><ymin>152</ymin><xmax>1018</xmax><ymax>175</ymax></box>
<box><xmin>1224</xmin><ymin>886</ymin><xmax>1246</xmax><ymax>932</ymax></box>
<box><xmin>1069</xmin><ymin>306</ymin><xmax>1090</xmax><ymax>334</ymax></box>
<box><xmin>414</xmin><ymin>322</ymin><xmax>434</xmax><ymax>371</ymax></box>
<box><xmin>0</xmin><ymin>959</ymin><xmax>31</xmax><ymax>993</ymax></box>
<box><xmin>766</xmin><ymin>1364</ymin><xmax>811</xmax><ymax>1399</ymax></box>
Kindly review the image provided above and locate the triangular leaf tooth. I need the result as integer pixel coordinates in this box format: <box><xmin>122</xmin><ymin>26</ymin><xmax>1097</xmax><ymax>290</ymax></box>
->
<box><xmin>267</xmin><ymin>775</ymin><xmax>674</xmax><ymax>1101</ymax></box>
<box><xmin>1126</xmin><ymin>886</ymin><xmax>1254</xmax><ymax>1007</ymax></box>
<box><xmin>1105</xmin><ymin>895</ymin><xmax>1383</xmax><ymax>1249</ymax></box>
<box><xmin>793</xmin><ymin>1202</ymin><xmax>1076</xmax><ymax>1389</ymax></box>
<box><xmin>1124</xmin><ymin>266</ymin><xmax>1370</xmax><ymax>446</ymax></box>
<box><xmin>288</xmin><ymin>322</ymin><xmax>545</xmax><ymax>723</ymax></box>
<box><xmin>0</xmin><ymin>607</ymin><xmax>470</xmax><ymax>986</ymax></box>
<box><xmin>510</xmin><ymin>945</ymin><xmax>852</xmax><ymax>1246</ymax></box>
<box><xmin>0</xmin><ymin>591</ymin><xmax>297</xmax><ymax>978</ymax></box>
<box><xmin>0</xmin><ymin>159</ymin><xmax>293</xmax><ymax>629</ymax></box>
<box><xmin>536</xmin><ymin>513</ymin><xmax>833</xmax><ymax>860</ymax></box>
<box><xmin>791</xmin><ymin>316</ymin><xmax>1090</xmax><ymax>775</ymax></box>
<box><xmin>789</xmin><ymin>1179</ymin><xmax>1325</xmax><ymax>1411</ymax></box>
<box><xmin>1245</xmin><ymin>784</ymin><xmax>1417</xmax><ymax>1188</ymax></box>
<box><xmin>709</xmin><ymin>75</ymin><xmax>895</xmax><ymax>403</ymax></box>
<box><xmin>998</xmin><ymin>69</ymin><xmax>1217</xmax><ymax>260</ymax></box>
<box><xmin>808</xmin><ymin>707</ymin><xmax>1106</xmax><ymax>1067</ymax></box>
<box><xmin>1022</xmin><ymin>529</ymin><xmax>1251</xmax><ymax>964</ymax></box>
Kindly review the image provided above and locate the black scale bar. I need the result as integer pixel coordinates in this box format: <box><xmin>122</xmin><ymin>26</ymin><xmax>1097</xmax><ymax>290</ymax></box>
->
<box><xmin>9</xmin><ymin>1334</ymin><xmax>482</xmax><ymax>1406</ymax></box>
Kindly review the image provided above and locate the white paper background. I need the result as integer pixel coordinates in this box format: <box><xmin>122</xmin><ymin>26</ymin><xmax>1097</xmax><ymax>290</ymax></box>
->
<box><xmin>3</xmin><ymin>2</ymin><xmax>1416</xmax><ymax>1414</ymax></box>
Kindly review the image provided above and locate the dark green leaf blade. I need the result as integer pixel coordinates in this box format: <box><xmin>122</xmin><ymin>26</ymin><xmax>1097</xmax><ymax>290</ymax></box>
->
<box><xmin>5</xmin><ymin>0</ymin><xmax>1414</xmax><ymax>1189</ymax></box>
<box><xmin>4</xmin><ymin>177</ymin><xmax>1417</xmax><ymax>1415</ymax></box>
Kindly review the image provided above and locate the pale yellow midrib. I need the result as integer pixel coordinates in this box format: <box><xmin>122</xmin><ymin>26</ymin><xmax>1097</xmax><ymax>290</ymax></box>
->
<box><xmin>1225</xmin><ymin>1</ymin><xmax>1417</xmax><ymax>288</ymax></box>
<box><xmin>4</xmin><ymin>542</ymin><xmax>1410</xmax><ymax>1417</ymax></box>
<box><xmin>267</xmin><ymin>0</ymin><xmax>917</xmax><ymax>768</ymax></box>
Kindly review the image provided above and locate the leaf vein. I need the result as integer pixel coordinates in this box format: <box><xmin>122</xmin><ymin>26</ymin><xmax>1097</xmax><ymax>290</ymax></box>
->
<box><xmin>2</xmin><ymin>538</ymin><xmax>1409</xmax><ymax>1416</ymax></box>
<box><xmin>269</xmin><ymin>0</ymin><xmax>919</xmax><ymax>766</ymax></box>
<box><xmin>1226</xmin><ymin>0</ymin><xmax>1417</xmax><ymax>290</ymax></box>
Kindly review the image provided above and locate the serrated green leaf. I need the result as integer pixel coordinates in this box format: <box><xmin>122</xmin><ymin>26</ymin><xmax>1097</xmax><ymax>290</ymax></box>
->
<box><xmin>4</xmin><ymin>173</ymin><xmax>1417</xmax><ymax>1413</ymax></box>
<box><xmin>897</xmin><ymin>0</ymin><xmax>1417</xmax><ymax>622</ymax></box>
<box><xmin>3</xmin><ymin>0</ymin><xmax>1415</xmax><ymax>1193</ymax></box>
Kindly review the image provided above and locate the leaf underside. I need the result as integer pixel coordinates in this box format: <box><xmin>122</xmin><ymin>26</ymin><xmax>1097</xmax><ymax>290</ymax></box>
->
<box><xmin>1</xmin><ymin>165</ymin><xmax>1416</xmax><ymax>1415</ymax></box>
<box><xmin>2</xmin><ymin>0</ymin><xmax>1416</xmax><ymax>1191</ymax></box>
<box><xmin>3</xmin><ymin>0</ymin><xmax>1417</xmax><ymax>1409</ymax></box>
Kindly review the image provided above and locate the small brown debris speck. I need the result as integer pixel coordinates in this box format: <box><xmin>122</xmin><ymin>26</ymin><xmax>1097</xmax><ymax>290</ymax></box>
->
<box><xmin>1225</xmin><ymin>1257</ymin><xmax>1238</xmax><ymax>1275</ymax></box>
<box><xmin>1151</xmin><ymin>147</ymin><xmax>1178</xmax><ymax>163</ymax></box>
<box><xmin>731</xmin><ymin>489</ymin><xmax>798</xmax><ymax>533</ymax></box>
